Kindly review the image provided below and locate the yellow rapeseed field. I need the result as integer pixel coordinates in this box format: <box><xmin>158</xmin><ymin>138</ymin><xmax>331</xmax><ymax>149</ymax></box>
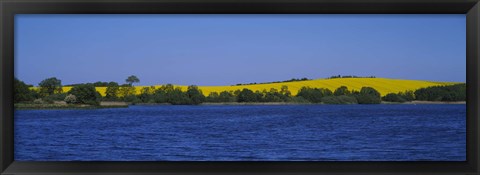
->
<box><xmin>49</xmin><ymin>78</ymin><xmax>459</xmax><ymax>97</ymax></box>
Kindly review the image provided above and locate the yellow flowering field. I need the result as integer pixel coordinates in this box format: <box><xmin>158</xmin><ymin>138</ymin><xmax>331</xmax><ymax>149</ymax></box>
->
<box><xmin>51</xmin><ymin>78</ymin><xmax>457</xmax><ymax>97</ymax></box>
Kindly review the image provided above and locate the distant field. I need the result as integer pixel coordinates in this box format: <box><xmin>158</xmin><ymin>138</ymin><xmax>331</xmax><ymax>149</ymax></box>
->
<box><xmin>49</xmin><ymin>78</ymin><xmax>459</xmax><ymax>97</ymax></box>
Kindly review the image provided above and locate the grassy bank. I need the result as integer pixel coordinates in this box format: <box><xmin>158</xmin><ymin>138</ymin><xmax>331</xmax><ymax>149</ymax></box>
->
<box><xmin>381</xmin><ymin>101</ymin><xmax>466</xmax><ymax>104</ymax></box>
<box><xmin>133</xmin><ymin>101</ymin><xmax>466</xmax><ymax>106</ymax></box>
<box><xmin>15</xmin><ymin>101</ymin><xmax>129</xmax><ymax>110</ymax></box>
<box><xmin>204</xmin><ymin>101</ymin><xmax>466</xmax><ymax>105</ymax></box>
<box><xmin>15</xmin><ymin>100</ymin><xmax>465</xmax><ymax>110</ymax></box>
<box><xmin>201</xmin><ymin>102</ymin><xmax>310</xmax><ymax>105</ymax></box>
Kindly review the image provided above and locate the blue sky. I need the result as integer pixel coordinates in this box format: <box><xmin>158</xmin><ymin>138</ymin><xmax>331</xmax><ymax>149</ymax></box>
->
<box><xmin>15</xmin><ymin>15</ymin><xmax>466</xmax><ymax>86</ymax></box>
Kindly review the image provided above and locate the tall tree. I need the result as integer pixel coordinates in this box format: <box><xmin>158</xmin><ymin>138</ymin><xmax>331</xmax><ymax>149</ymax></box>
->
<box><xmin>186</xmin><ymin>85</ymin><xmax>206</xmax><ymax>105</ymax></box>
<box><xmin>355</xmin><ymin>87</ymin><xmax>381</xmax><ymax>104</ymax></box>
<box><xmin>38</xmin><ymin>77</ymin><xmax>62</xmax><ymax>96</ymax></box>
<box><xmin>126</xmin><ymin>75</ymin><xmax>140</xmax><ymax>86</ymax></box>
<box><xmin>237</xmin><ymin>88</ymin><xmax>256</xmax><ymax>102</ymax></box>
<box><xmin>14</xmin><ymin>78</ymin><xmax>35</xmax><ymax>103</ymax></box>
<box><xmin>280</xmin><ymin>85</ymin><xmax>291</xmax><ymax>97</ymax></box>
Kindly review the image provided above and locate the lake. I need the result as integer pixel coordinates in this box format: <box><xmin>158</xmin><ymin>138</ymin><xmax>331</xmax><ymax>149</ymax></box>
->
<box><xmin>14</xmin><ymin>104</ymin><xmax>466</xmax><ymax>161</ymax></box>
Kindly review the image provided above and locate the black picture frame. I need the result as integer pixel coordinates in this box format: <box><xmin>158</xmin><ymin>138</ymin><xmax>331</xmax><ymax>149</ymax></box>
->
<box><xmin>1</xmin><ymin>0</ymin><xmax>479</xmax><ymax>174</ymax></box>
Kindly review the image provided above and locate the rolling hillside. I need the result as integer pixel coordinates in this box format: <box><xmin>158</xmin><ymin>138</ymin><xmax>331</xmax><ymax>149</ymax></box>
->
<box><xmin>58</xmin><ymin>78</ymin><xmax>460</xmax><ymax>97</ymax></box>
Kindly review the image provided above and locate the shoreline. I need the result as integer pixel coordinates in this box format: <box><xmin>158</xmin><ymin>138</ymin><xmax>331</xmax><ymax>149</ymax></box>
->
<box><xmin>201</xmin><ymin>101</ymin><xmax>466</xmax><ymax>105</ymax></box>
<box><xmin>381</xmin><ymin>101</ymin><xmax>466</xmax><ymax>105</ymax></box>
<box><xmin>200</xmin><ymin>102</ymin><xmax>310</xmax><ymax>105</ymax></box>
<box><xmin>15</xmin><ymin>100</ymin><xmax>466</xmax><ymax>110</ymax></box>
<box><xmin>138</xmin><ymin>101</ymin><xmax>466</xmax><ymax>106</ymax></box>
<box><xmin>15</xmin><ymin>101</ymin><xmax>129</xmax><ymax>110</ymax></box>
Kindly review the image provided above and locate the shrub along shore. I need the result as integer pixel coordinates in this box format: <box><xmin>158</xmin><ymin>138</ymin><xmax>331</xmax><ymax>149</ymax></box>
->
<box><xmin>14</xmin><ymin>75</ymin><xmax>466</xmax><ymax>109</ymax></box>
<box><xmin>14</xmin><ymin>101</ymin><xmax>129</xmax><ymax>110</ymax></box>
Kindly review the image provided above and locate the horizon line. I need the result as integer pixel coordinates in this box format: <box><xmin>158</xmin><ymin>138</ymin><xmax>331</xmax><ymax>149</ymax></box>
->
<box><xmin>46</xmin><ymin>77</ymin><xmax>466</xmax><ymax>87</ymax></box>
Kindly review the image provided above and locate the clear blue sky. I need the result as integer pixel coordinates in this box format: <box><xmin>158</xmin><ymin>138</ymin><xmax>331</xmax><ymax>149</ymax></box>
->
<box><xmin>15</xmin><ymin>14</ymin><xmax>466</xmax><ymax>86</ymax></box>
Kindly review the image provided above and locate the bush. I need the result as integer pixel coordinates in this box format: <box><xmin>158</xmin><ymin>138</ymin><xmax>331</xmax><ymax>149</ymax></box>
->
<box><xmin>168</xmin><ymin>88</ymin><xmax>192</xmax><ymax>105</ymax></box>
<box><xmin>218</xmin><ymin>91</ymin><xmax>236</xmax><ymax>102</ymax></box>
<box><xmin>206</xmin><ymin>92</ymin><xmax>220</xmax><ymax>102</ymax></box>
<box><xmin>68</xmin><ymin>84</ymin><xmax>100</xmax><ymax>105</ymax></box>
<box><xmin>104</xmin><ymin>82</ymin><xmax>120</xmax><ymax>101</ymax></box>
<box><xmin>322</xmin><ymin>95</ymin><xmax>358</xmax><ymax>104</ymax></box>
<box><xmin>355</xmin><ymin>87</ymin><xmax>381</xmax><ymax>104</ymax></box>
<box><xmin>151</xmin><ymin>84</ymin><xmax>193</xmax><ymax>105</ymax></box>
<box><xmin>43</xmin><ymin>93</ymin><xmax>67</xmax><ymax>102</ymax></box>
<box><xmin>119</xmin><ymin>85</ymin><xmax>136</xmax><ymax>99</ymax></box>
<box><xmin>38</xmin><ymin>77</ymin><xmax>62</xmax><ymax>96</ymax></box>
<box><xmin>64</xmin><ymin>94</ymin><xmax>77</xmax><ymax>104</ymax></box>
<box><xmin>33</xmin><ymin>99</ymin><xmax>44</xmax><ymax>104</ymax></box>
<box><xmin>124</xmin><ymin>95</ymin><xmax>142</xmax><ymax>104</ymax></box>
<box><xmin>296</xmin><ymin>87</ymin><xmax>332</xmax><ymax>103</ymax></box>
<box><xmin>14</xmin><ymin>78</ymin><xmax>36</xmax><ymax>103</ymax></box>
<box><xmin>290</xmin><ymin>96</ymin><xmax>310</xmax><ymax>103</ymax></box>
<box><xmin>138</xmin><ymin>86</ymin><xmax>156</xmax><ymax>103</ymax></box>
<box><xmin>356</xmin><ymin>94</ymin><xmax>381</xmax><ymax>104</ymax></box>
<box><xmin>333</xmin><ymin>86</ymin><xmax>351</xmax><ymax>96</ymax></box>
<box><xmin>414</xmin><ymin>84</ymin><xmax>465</xmax><ymax>101</ymax></box>
<box><xmin>237</xmin><ymin>89</ymin><xmax>257</xmax><ymax>102</ymax></box>
<box><xmin>153</xmin><ymin>90</ymin><xmax>168</xmax><ymax>103</ymax></box>
<box><xmin>382</xmin><ymin>93</ymin><xmax>406</xmax><ymax>102</ymax></box>
<box><xmin>186</xmin><ymin>85</ymin><xmax>205</xmax><ymax>105</ymax></box>
<box><xmin>398</xmin><ymin>90</ymin><xmax>415</xmax><ymax>101</ymax></box>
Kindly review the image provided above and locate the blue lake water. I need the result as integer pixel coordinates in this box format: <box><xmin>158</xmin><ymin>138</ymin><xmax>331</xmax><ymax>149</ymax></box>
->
<box><xmin>14</xmin><ymin>104</ymin><xmax>466</xmax><ymax>161</ymax></box>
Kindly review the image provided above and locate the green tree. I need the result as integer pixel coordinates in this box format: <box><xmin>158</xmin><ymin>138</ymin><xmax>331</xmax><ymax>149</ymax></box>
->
<box><xmin>139</xmin><ymin>86</ymin><xmax>156</xmax><ymax>103</ymax></box>
<box><xmin>280</xmin><ymin>85</ymin><xmax>291</xmax><ymax>97</ymax></box>
<box><xmin>67</xmin><ymin>83</ymin><xmax>100</xmax><ymax>105</ymax></box>
<box><xmin>43</xmin><ymin>93</ymin><xmax>67</xmax><ymax>104</ymax></box>
<box><xmin>254</xmin><ymin>90</ymin><xmax>265</xmax><ymax>102</ymax></box>
<box><xmin>92</xmin><ymin>81</ymin><xmax>110</xmax><ymax>87</ymax></box>
<box><xmin>218</xmin><ymin>91</ymin><xmax>236</xmax><ymax>102</ymax></box>
<box><xmin>355</xmin><ymin>87</ymin><xmax>381</xmax><ymax>104</ymax></box>
<box><xmin>104</xmin><ymin>82</ymin><xmax>120</xmax><ymax>101</ymax></box>
<box><xmin>14</xmin><ymin>78</ymin><xmax>36</xmax><ymax>103</ymax></box>
<box><xmin>153</xmin><ymin>85</ymin><xmax>170</xmax><ymax>103</ymax></box>
<box><xmin>296</xmin><ymin>87</ymin><xmax>332</xmax><ymax>103</ymax></box>
<box><xmin>279</xmin><ymin>85</ymin><xmax>293</xmax><ymax>101</ymax></box>
<box><xmin>169</xmin><ymin>87</ymin><xmax>192</xmax><ymax>105</ymax></box>
<box><xmin>296</xmin><ymin>87</ymin><xmax>320</xmax><ymax>103</ymax></box>
<box><xmin>414</xmin><ymin>84</ymin><xmax>465</xmax><ymax>101</ymax></box>
<box><xmin>38</xmin><ymin>77</ymin><xmax>62</xmax><ymax>96</ymax></box>
<box><xmin>237</xmin><ymin>88</ymin><xmax>256</xmax><ymax>102</ymax></box>
<box><xmin>398</xmin><ymin>90</ymin><xmax>415</xmax><ymax>101</ymax></box>
<box><xmin>153</xmin><ymin>84</ymin><xmax>176</xmax><ymax>103</ymax></box>
<box><xmin>119</xmin><ymin>84</ymin><xmax>136</xmax><ymax>99</ymax></box>
<box><xmin>126</xmin><ymin>75</ymin><xmax>140</xmax><ymax>86</ymax></box>
<box><xmin>206</xmin><ymin>92</ymin><xmax>220</xmax><ymax>102</ymax></box>
<box><xmin>152</xmin><ymin>84</ymin><xmax>192</xmax><ymax>105</ymax></box>
<box><xmin>382</xmin><ymin>93</ymin><xmax>406</xmax><ymax>102</ymax></box>
<box><xmin>360</xmin><ymin>87</ymin><xmax>381</xmax><ymax>97</ymax></box>
<box><xmin>186</xmin><ymin>85</ymin><xmax>206</xmax><ymax>105</ymax></box>
<box><xmin>333</xmin><ymin>86</ymin><xmax>351</xmax><ymax>96</ymax></box>
<box><xmin>321</xmin><ymin>95</ymin><xmax>358</xmax><ymax>104</ymax></box>
<box><xmin>264</xmin><ymin>88</ymin><xmax>283</xmax><ymax>102</ymax></box>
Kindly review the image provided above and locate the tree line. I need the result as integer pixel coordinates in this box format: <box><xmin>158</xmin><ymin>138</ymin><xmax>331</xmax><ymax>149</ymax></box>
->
<box><xmin>382</xmin><ymin>84</ymin><xmax>466</xmax><ymax>102</ymax></box>
<box><xmin>14</xmin><ymin>76</ymin><xmax>466</xmax><ymax>106</ymax></box>
<box><xmin>328</xmin><ymin>75</ymin><xmax>376</xmax><ymax>79</ymax></box>
<box><xmin>234</xmin><ymin>77</ymin><xmax>310</xmax><ymax>86</ymax></box>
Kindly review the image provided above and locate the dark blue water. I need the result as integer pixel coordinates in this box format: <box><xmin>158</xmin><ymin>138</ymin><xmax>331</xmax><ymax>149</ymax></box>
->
<box><xmin>14</xmin><ymin>104</ymin><xmax>466</xmax><ymax>161</ymax></box>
